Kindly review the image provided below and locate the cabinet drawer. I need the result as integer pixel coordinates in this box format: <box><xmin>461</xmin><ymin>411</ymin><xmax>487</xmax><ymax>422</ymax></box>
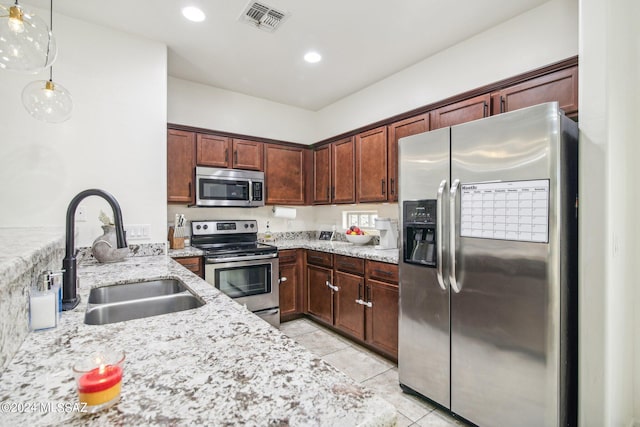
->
<box><xmin>366</xmin><ymin>260</ymin><xmax>398</xmax><ymax>284</ymax></box>
<box><xmin>279</xmin><ymin>249</ymin><xmax>297</xmax><ymax>265</ymax></box>
<box><xmin>334</xmin><ymin>255</ymin><xmax>364</xmax><ymax>275</ymax></box>
<box><xmin>175</xmin><ymin>256</ymin><xmax>203</xmax><ymax>277</ymax></box>
<box><xmin>306</xmin><ymin>250</ymin><xmax>333</xmax><ymax>268</ymax></box>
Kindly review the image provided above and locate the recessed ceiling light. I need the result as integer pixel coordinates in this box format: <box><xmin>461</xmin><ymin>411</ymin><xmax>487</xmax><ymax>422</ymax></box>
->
<box><xmin>182</xmin><ymin>6</ymin><xmax>206</xmax><ymax>22</ymax></box>
<box><xmin>304</xmin><ymin>51</ymin><xmax>322</xmax><ymax>64</ymax></box>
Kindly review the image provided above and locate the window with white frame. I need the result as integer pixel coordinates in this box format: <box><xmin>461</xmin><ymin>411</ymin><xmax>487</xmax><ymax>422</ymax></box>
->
<box><xmin>342</xmin><ymin>210</ymin><xmax>378</xmax><ymax>231</ymax></box>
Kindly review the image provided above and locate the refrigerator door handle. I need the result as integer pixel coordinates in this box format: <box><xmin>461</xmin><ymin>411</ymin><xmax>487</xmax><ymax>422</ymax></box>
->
<box><xmin>449</xmin><ymin>179</ymin><xmax>462</xmax><ymax>293</ymax></box>
<box><xmin>436</xmin><ymin>179</ymin><xmax>448</xmax><ymax>291</ymax></box>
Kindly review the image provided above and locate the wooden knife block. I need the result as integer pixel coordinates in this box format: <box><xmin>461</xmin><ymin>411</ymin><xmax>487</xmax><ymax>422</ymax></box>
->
<box><xmin>168</xmin><ymin>227</ymin><xmax>185</xmax><ymax>249</ymax></box>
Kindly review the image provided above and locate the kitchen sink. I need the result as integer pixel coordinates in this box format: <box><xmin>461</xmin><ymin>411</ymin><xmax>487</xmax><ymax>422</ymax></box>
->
<box><xmin>84</xmin><ymin>279</ymin><xmax>204</xmax><ymax>325</ymax></box>
<box><xmin>87</xmin><ymin>279</ymin><xmax>188</xmax><ymax>304</ymax></box>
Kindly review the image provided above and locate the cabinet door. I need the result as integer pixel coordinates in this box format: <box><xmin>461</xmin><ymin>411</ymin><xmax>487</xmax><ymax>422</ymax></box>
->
<box><xmin>232</xmin><ymin>139</ymin><xmax>264</xmax><ymax>171</ymax></box>
<box><xmin>313</xmin><ymin>145</ymin><xmax>331</xmax><ymax>204</ymax></box>
<box><xmin>174</xmin><ymin>256</ymin><xmax>203</xmax><ymax>278</ymax></box>
<box><xmin>279</xmin><ymin>263</ymin><xmax>298</xmax><ymax>317</ymax></box>
<box><xmin>265</xmin><ymin>144</ymin><xmax>306</xmax><ymax>205</ymax></box>
<box><xmin>491</xmin><ymin>66</ymin><xmax>578</xmax><ymax>117</ymax></box>
<box><xmin>334</xmin><ymin>271</ymin><xmax>365</xmax><ymax>340</ymax></box>
<box><xmin>365</xmin><ymin>279</ymin><xmax>399</xmax><ymax>359</ymax></box>
<box><xmin>307</xmin><ymin>265</ymin><xmax>333</xmax><ymax>325</ymax></box>
<box><xmin>430</xmin><ymin>93</ymin><xmax>491</xmax><ymax>130</ymax></box>
<box><xmin>196</xmin><ymin>134</ymin><xmax>230</xmax><ymax>167</ymax></box>
<box><xmin>332</xmin><ymin>137</ymin><xmax>356</xmax><ymax>203</ymax></box>
<box><xmin>355</xmin><ymin>126</ymin><xmax>388</xmax><ymax>203</ymax></box>
<box><xmin>387</xmin><ymin>114</ymin><xmax>429</xmax><ymax>202</ymax></box>
<box><xmin>167</xmin><ymin>129</ymin><xmax>196</xmax><ymax>203</ymax></box>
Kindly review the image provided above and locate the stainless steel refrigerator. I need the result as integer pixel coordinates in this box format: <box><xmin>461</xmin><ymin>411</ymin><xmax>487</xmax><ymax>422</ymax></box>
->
<box><xmin>398</xmin><ymin>102</ymin><xmax>578</xmax><ymax>427</ymax></box>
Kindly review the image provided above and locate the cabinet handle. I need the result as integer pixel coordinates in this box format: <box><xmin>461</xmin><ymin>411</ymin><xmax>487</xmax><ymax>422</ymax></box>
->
<box><xmin>225</xmin><ymin>149</ymin><xmax>228</xmax><ymax>163</ymax></box>
<box><xmin>326</xmin><ymin>280</ymin><xmax>338</xmax><ymax>292</ymax></box>
<box><xmin>390</xmin><ymin>178</ymin><xmax>395</xmax><ymax>195</ymax></box>
<box><xmin>381</xmin><ymin>179</ymin><xmax>386</xmax><ymax>195</ymax></box>
<box><xmin>358</xmin><ymin>282</ymin><xmax>362</xmax><ymax>300</ymax></box>
<box><xmin>372</xmin><ymin>268</ymin><xmax>393</xmax><ymax>277</ymax></box>
<box><xmin>234</xmin><ymin>150</ymin><xmax>238</xmax><ymax>164</ymax></box>
<box><xmin>483</xmin><ymin>101</ymin><xmax>488</xmax><ymax>117</ymax></box>
<box><xmin>500</xmin><ymin>96</ymin><xmax>505</xmax><ymax>114</ymax></box>
<box><xmin>279</xmin><ymin>276</ymin><xmax>287</xmax><ymax>284</ymax></box>
<box><xmin>366</xmin><ymin>285</ymin><xmax>371</xmax><ymax>303</ymax></box>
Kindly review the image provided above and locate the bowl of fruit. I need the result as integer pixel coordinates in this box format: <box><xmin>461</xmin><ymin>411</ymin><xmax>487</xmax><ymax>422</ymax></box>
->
<box><xmin>345</xmin><ymin>226</ymin><xmax>373</xmax><ymax>245</ymax></box>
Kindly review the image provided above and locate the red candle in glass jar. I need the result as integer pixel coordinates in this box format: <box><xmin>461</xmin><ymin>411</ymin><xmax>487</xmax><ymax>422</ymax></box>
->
<box><xmin>77</xmin><ymin>364</ymin><xmax>123</xmax><ymax>406</ymax></box>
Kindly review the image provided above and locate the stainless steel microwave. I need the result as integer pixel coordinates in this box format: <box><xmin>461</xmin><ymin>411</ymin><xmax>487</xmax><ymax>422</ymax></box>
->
<box><xmin>195</xmin><ymin>167</ymin><xmax>264</xmax><ymax>207</ymax></box>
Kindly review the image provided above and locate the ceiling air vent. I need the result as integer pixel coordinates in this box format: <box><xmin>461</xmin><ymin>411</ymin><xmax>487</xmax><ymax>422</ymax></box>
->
<box><xmin>239</xmin><ymin>1</ymin><xmax>288</xmax><ymax>32</ymax></box>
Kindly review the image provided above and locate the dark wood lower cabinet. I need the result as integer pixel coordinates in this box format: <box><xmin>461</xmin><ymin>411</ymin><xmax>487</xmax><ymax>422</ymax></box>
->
<box><xmin>306</xmin><ymin>264</ymin><xmax>333</xmax><ymax>324</ymax></box>
<box><xmin>334</xmin><ymin>271</ymin><xmax>365</xmax><ymax>340</ymax></box>
<box><xmin>365</xmin><ymin>279</ymin><xmax>399</xmax><ymax>358</ymax></box>
<box><xmin>279</xmin><ymin>249</ymin><xmax>303</xmax><ymax>322</ymax></box>
<box><xmin>301</xmin><ymin>252</ymin><xmax>399</xmax><ymax>361</ymax></box>
<box><xmin>174</xmin><ymin>256</ymin><xmax>203</xmax><ymax>278</ymax></box>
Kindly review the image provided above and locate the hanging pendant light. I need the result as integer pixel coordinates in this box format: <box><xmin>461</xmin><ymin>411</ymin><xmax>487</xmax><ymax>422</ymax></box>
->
<box><xmin>22</xmin><ymin>0</ymin><xmax>71</xmax><ymax>123</ymax></box>
<box><xmin>0</xmin><ymin>0</ymin><xmax>56</xmax><ymax>73</ymax></box>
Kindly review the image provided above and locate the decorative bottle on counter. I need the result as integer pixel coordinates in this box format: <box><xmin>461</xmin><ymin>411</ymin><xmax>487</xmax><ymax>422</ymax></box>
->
<box><xmin>264</xmin><ymin>221</ymin><xmax>273</xmax><ymax>242</ymax></box>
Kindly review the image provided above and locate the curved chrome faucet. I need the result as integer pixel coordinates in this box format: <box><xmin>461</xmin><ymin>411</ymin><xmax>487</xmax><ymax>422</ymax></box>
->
<box><xmin>62</xmin><ymin>189</ymin><xmax>127</xmax><ymax>310</ymax></box>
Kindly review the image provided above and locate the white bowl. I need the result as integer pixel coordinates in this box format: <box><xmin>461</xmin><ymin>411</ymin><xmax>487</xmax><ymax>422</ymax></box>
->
<box><xmin>345</xmin><ymin>234</ymin><xmax>373</xmax><ymax>245</ymax></box>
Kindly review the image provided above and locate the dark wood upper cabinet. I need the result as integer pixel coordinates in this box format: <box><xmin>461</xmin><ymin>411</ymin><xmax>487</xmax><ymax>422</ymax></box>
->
<box><xmin>196</xmin><ymin>134</ymin><xmax>230</xmax><ymax>167</ymax></box>
<box><xmin>167</xmin><ymin>129</ymin><xmax>195</xmax><ymax>204</ymax></box>
<box><xmin>265</xmin><ymin>144</ymin><xmax>306</xmax><ymax>205</ymax></box>
<box><xmin>491</xmin><ymin>66</ymin><xmax>578</xmax><ymax>118</ymax></box>
<box><xmin>355</xmin><ymin>126</ymin><xmax>388</xmax><ymax>203</ymax></box>
<box><xmin>430</xmin><ymin>93</ymin><xmax>491</xmax><ymax>130</ymax></box>
<box><xmin>387</xmin><ymin>114</ymin><xmax>429</xmax><ymax>202</ymax></box>
<box><xmin>232</xmin><ymin>138</ymin><xmax>264</xmax><ymax>171</ymax></box>
<box><xmin>313</xmin><ymin>145</ymin><xmax>331</xmax><ymax>204</ymax></box>
<box><xmin>332</xmin><ymin>137</ymin><xmax>355</xmax><ymax>204</ymax></box>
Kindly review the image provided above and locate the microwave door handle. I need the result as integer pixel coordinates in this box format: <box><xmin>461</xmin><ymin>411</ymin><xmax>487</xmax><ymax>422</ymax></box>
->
<box><xmin>248</xmin><ymin>179</ymin><xmax>253</xmax><ymax>205</ymax></box>
<box><xmin>436</xmin><ymin>179</ymin><xmax>447</xmax><ymax>291</ymax></box>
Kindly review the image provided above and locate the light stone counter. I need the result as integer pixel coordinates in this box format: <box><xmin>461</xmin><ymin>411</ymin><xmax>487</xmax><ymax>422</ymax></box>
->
<box><xmin>0</xmin><ymin>255</ymin><xmax>396</xmax><ymax>426</ymax></box>
<box><xmin>273</xmin><ymin>239</ymin><xmax>399</xmax><ymax>264</ymax></box>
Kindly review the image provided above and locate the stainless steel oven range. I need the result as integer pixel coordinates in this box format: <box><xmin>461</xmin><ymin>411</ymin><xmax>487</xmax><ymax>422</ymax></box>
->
<box><xmin>190</xmin><ymin>220</ymin><xmax>279</xmax><ymax>327</ymax></box>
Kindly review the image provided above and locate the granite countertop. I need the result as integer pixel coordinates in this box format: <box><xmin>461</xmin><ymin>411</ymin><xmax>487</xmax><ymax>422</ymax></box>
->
<box><xmin>0</xmin><ymin>227</ymin><xmax>64</xmax><ymax>284</ymax></box>
<box><xmin>168</xmin><ymin>240</ymin><xmax>399</xmax><ymax>264</ymax></box>
<box><xmin>0</xmin><ymin>256</ymin><xmax>396</xmax><ymax>426</ymax></box>
<box><xmin>273</xmin><ymin>240</ymin><xmax>399</xmax><ymax>264</ymax></box>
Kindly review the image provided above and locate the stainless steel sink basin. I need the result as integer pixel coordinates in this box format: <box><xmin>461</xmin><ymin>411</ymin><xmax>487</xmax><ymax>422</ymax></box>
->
<box><xmin>84</xmin><ymin>279</ymin><xmax>204</xmax><ymax>325</ymax></box>
<box><xmin>87</xmin><ymin>279</ymin><xmax>188</xmax><ymax>304</ymax></box>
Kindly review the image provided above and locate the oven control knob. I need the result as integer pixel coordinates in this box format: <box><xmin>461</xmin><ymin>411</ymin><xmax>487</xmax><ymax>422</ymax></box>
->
<box><xmin>250</xmin><ymin>224</ymin><xmax>255</xmax><ymax>228</ymax></box>
<box><xmin>244</xmin><ymin>224</ymin><xmax>249</xmax><ymax>228</ymax></box>
<box><xmin>203</xmin><ymin>224</ymin><xmax>208</xmax><ymax>230</ymax></box>
<box><xmin>196</xmin><ymin>225</ymin><xmax>201</xmax><ymax>230</ymax></box>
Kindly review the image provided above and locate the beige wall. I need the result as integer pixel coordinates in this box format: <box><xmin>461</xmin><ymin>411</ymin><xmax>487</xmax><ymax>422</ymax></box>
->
<box><xmin>579</xmin><ymin>0</ymin><xmax>640</xmax><ymax>425</ymax></box>
<box><xmin>0</xmin><ymin>11</ymin><xmax>168</xmax><ymax>247</ymax></box>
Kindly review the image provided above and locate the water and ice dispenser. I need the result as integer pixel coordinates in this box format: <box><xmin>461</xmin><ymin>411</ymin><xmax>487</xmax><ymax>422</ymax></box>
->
<box><xmin>403</xmin><ymin>200</ymin><xmax>437</xmax><ymax>267</ymax></box>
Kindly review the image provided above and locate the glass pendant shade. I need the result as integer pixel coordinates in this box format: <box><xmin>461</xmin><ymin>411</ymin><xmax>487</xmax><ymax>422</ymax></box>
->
<box><xmin>22</xmin><ymin>79</ymin><xmax>72</xmax><ymax>123</ymax></box>
<box><xmin>0</xmin><ymin>2</ymin><xmax>57</xmax><ymax>73</ymax></box>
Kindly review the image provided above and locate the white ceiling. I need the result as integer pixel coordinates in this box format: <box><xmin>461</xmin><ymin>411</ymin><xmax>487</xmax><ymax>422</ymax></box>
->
<box><xmin>26</xmin><ymin>0</ymin><xmax>550</xmax><ymax>111</ymax></box>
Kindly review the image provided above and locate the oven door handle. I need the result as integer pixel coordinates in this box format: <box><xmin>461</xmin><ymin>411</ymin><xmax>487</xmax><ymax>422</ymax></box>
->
<box><xmin>206</xmin><ymin>253</ymin><xmax>278</xmax><ymax>263</ymax></box>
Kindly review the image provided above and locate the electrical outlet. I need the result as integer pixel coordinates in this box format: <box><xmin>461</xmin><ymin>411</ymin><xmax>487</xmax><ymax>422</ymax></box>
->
<box><xmin>125</xmin><ymin>224</ymin><xmax>151</xmax><ymax>240</ymax></box>
<box><xmin>76</xmin><ymin>205</ymin><xmax>87</xmax><ymax>222</ymax></box>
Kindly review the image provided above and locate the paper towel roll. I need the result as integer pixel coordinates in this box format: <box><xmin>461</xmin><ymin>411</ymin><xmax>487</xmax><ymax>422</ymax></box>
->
<box><xmin>273</xmin><ymin>206</ymin><xmax>297</xmax><ymax>219</ymax></box>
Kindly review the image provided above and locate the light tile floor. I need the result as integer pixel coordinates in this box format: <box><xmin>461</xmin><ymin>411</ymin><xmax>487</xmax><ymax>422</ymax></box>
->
<box><xmin>280</xmin><ymin>318</ymin><xmax>471</xmax><ymax>427</ymax></box>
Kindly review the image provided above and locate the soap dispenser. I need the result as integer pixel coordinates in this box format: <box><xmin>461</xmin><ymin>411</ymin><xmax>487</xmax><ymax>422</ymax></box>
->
<box><xmin>29</xmin><ymin>270</ymin><xmax>63</xmax><ymax>331</ymax></box>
